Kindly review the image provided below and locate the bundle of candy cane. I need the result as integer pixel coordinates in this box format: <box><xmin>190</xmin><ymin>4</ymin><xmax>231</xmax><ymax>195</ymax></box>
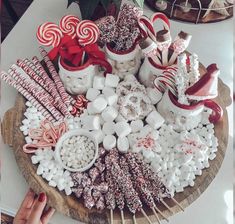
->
<box><xmin>138</xmin><ymin>12</ymin><xmax>192</xmax><ymax>66</ymax></box>
<box><xmin>1</xmin><ymin>48</ymin><xmax>88</xmax><ymax>122</ymax></box>
<box><xmin>72</xmin><ymin>149</ymin><xmax>184</xmax><ymax>224</ymax></box>
<box><xmin>37</xmin><ymin>15</ymin><xmax>105</xmax><ymax>66</ymax></box>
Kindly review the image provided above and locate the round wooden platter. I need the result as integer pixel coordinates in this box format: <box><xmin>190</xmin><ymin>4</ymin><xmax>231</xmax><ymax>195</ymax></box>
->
<box><xmin>1</xmin><ymin>69</ymin><xmax>232</xmax><ymax>224</ymax></box>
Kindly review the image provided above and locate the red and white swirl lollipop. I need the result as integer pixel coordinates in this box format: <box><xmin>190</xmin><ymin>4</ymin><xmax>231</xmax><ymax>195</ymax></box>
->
<box><xmin>37</xmin><ymin>22</ymin><xmax>63</xmax><ymax>47</ymax></box>
<box><xmin>60</xmin><ymin>15</ymin><xmax>80</xmax><ymax>38</ymax></box>
<box><xmin>76</xmin><ymin>20</ymin><xmax>100</xmax><ymax>46</ymax></box>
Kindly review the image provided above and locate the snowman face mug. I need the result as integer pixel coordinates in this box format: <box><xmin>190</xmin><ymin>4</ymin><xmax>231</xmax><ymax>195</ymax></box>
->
<box><xmin>157</xmin><ymin>90</ymin><xmax>223</xmax><ymax>131</ymax></box>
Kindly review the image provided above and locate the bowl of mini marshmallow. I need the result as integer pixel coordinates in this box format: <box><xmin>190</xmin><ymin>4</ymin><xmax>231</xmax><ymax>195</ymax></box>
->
<box><xmin>55</xmin><ymin>129</ymin><xmax>99</xmax><ymax>172</ymax></box>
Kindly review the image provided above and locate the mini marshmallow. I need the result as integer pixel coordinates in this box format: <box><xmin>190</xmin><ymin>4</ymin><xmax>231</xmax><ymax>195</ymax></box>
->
<box><xmin>91</xmin><ymin>130</ymin><xmax>104</xmax><ymax>144</ymax></box>
<box><xmin>81</xmin><ymin>115</ymin><xmax>100</xmax><ymax>130</ymax></box>
<box><xmin>117</xmin><ymin>137</ymin><xmax>129</xmax><ymax>153</ymax></box>
<box><xmin>93</xmin><ymin>76</ymin><xmax>105</xmax><ymax>90</ymax></box>
<box><xmin>105</xmin><ymin>73</ymin><xmax>120</xmax><ymax>88</ymax></box>
<box><xmin>146</xmin><ymin>111</ymin><xmax>165</xmax><ymax>129</ymax></box>
<box><xmin>115</xmin><ymin>122</ymin><xmax>131</xmax><ymax>138</ymax></box>
<box><xmin>146</xmin><ymin>87</ymin><xmax>163</xmax><ymax>104</ymax></box>
<box><xmin>101</xmin><ymin>106</ymin><xmax>118</xmax><ymax>122</ymax></box>
<box><xmin>91</xmin><ymin>96</ymin><xmax>108</xmax><ymax>113</ymax></box>
<box><xmin>103</xmin><ymin>135</ymin><xmax>116</xmax><ymax>150</ymax></box>
<box><xmin>102</xmin><ymin>122</ymin><xmax>115</xmax><ymax>135</ymax></box>
<box><xmin>87</xmin><ymin>102</ymin><xmax>97</xmax><ymax>115</ymax></box>
<box><xmin>130</xmin><ymin>120</ymin><xmax>144</xmax><ymax>133</ymax></box>
<box><xmin>86</xmin><ymin>88</ymin><xmax>100</xmax><ymax>101</ymax></box>
<box><xmin>115</xmin><ymin>114</ymin><xmax>126</xmax><ymax>122</ymax></box>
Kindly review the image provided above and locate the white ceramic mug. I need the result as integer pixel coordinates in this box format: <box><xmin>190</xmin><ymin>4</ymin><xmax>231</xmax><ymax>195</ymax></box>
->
<box><xmin>58</xmin><ymin>57</ymin><xmax>112</xmax><ymax>95</ymax></box>
<box><xmin>138</xmin><ymin>57</ymin><xmax>168</xmax><ymax>87</ymax></box>
<box><xmin>104</xmin><ymin>44</ymin><xmax>141</xmax><ymax>79</ymax></box>
<box><xmin>157</xmin><ymin>90</ymin><xmax>223</xmax><ymax>131</ymax></box>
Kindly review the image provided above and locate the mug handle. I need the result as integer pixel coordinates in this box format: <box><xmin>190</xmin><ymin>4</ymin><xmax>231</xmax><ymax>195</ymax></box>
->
<box><xmin>203</xmin><ymin>100</ymin><xmax>223</xmax><ymax>123</ymax></box>
<box><xmin>90</xmin><ymin>58</ymin><xmax>113</xmax><ymax>75</ymax></box>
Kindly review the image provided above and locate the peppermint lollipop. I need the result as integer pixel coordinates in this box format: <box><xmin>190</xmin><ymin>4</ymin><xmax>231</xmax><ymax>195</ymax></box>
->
<box><xmin>76</xmin><ymin>20</ymin><xmax>100</xmax><ymax>46</ymax></box>
<box><xmin>37</xmin><ymin>22</ymin><xmax>63</xmax><ymax>47</ymax></box>
<box><xmin>59</xmin><ymin>15</ymin><xmax>80</xmax><ymax>38</ymax></box>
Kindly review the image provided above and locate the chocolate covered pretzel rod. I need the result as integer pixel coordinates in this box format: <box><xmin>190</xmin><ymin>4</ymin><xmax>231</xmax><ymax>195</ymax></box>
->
<box><xmin>168</xmin><ymin>31</ymin><xmax>192</xmax><ymax>65</ymax></box>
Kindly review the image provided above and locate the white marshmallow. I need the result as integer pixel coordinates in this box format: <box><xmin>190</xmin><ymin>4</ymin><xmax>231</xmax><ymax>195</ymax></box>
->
<box><xmin>146</xmin><ymin>111</ymin><xmax>165</xmax><ymax>129</ymax></box>
<box><xmin>115</xmin><ymin>122</ymin><xmax>131</xmax><ymax>138</ymax></box>
<box><xmin>103</xmin><ymin>135</ymin><xmax>116</xmax><ymax>150</ymax></box>
<box><xmin>91</xmin><ymin>130</ymin><xmax>105</xmax><ymax>144</ymax></box>
<box><xmin>105</xmin><ymin>73</ymin><xmax>120</xmax><ymax>88</ymax></box>
<box><xmin>87</xmin><ymin>102</ymin><xmax>97</xmax><ymax>115</ymax></box>
<box><xmin>92</xmin><ymin>96</ymin><xmax>108</xmax><ymax>113</ymax></box>
<box><xmin>115</xmin><ymin>114</ymin><xmax>126</xmax><ymax>122</ymax></box>
<box><xmin>117</xmin><ymin>137</ymin><xmax>129</xmax><ymax>153</ymax></box>
<box><xmin>102</xmin><ymin>122</ymin><xmax>115</xmax><ymax>135</ymax></box>
<box><xmin>146</xmin><ymin>87</ymin><xmax>163</xmax><ymax>104</ymax></box>
<box><xmin>81</xmin><ymin>115</ymin><xmax>100</xmax><ymax>130</ymax></box>
<box><xmin>130</xmin><ymin>120</ymin><xmax>144</xmax><ymax>133</ymax></box>
<box><xmin>101</xmin><ymin>106</ymin><xmax>118</xmax><ymax>122</ymax></box>
<box><xmin>103</xmin><ymin>86</ymin><xmax>118</xmax><ymax>106</ymax></box>
<box><xmin>86</xmin><ymin>88</ymin><xmax>100</xmax><ymax>101</ymax></box>
<box><xmin>93</xmin><ymin>76</ymin><xmax>105</xmax><ymax>90</ymax></box>
<box><xmin>65</xmin><ymin>186</ymin><xmax>72</xmax><ymax>195</ymax></box>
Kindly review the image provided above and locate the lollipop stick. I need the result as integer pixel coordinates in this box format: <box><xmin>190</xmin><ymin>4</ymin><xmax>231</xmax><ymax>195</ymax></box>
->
<box><xmin>151</xmin><ymin>207</ymin><xmax>161</xmax><ymax>224</ymax></box>
<box><xmin>185</xmin><ymin>0</ymin><xmax>189</xmax><ymax>6</ymax></box>
<box><xmin>154</xmin><ymin>205</ymin><xmax>169</xmax><ymax>222</ymax></box>
<box><xmin>110</xmin><ymin>209</ymin><xmax>114</xmax><ymax>224</ymax></box>
<box><xmin>140</xmin><ymin>208</ymin><xmax>153</xmax><ymax>224</ymax></box>
<box><xmin>171</xmin><ymin>197</ymin><xmax>184</xmax><ymax>211</ymax></box>
<box><xmin>120</xmin><ymin>210</ymin><xmax>125</xmax><ymax>224</ymax></box>
<box><xmin>160</xmin><ymin>199</ymin><xmax>174</xmax><ymax>214</ymax></box>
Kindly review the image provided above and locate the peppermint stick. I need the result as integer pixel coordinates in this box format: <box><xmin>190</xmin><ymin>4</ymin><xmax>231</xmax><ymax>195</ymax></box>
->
<box><xmin>1</xmin><ymin>72</ymin><xmax>56</xmax><ymax>122</ymax></box>
<box><xmin>39</xmin><ymin>47</ymin><xmax>73</xmax><ymax>106</ymax></box>
<box><xmin>22</xmin><ymin>58</ymin><xmax>70</xmax><ymax>116</ymax></box>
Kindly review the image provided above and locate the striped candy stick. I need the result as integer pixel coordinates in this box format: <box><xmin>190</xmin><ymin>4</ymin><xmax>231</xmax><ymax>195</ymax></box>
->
<box><xmin>39</xmin><ymin>47</ymin><xmax>74</xmax><ymax>106</ymax></box>
<box><xmin>22</xmin><ymin>59</ymin><xmax>70</xmax><ymax>117</ymax></box>
<box><xmin>1</xmin><ymin>72</ymin><xmax>56</xmax><ymax>122</ymax></box>
<box><xmin>9</xmin><ymin>66</ymin><xmax>55</xmax><ymax>103</ymax></box>
<box><xmin>8</xmin><ymin>68</ymin><xmax>64</xmax><ymax>120</ymax></box>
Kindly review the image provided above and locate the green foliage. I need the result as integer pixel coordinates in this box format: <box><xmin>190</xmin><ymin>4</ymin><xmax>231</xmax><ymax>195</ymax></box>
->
<box><xmin>67</xmin><ymin>0</ymin><xmax>144</xmax><ymax>19</ymax></box>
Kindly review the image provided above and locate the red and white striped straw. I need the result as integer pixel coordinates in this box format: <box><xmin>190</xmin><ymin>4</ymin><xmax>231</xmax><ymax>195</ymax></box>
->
<box><xmin>1</xmin><ymin>72</ymin><xmax>56</xmax><ymax>122</ymax></box>
<box><xmin>39</xmin><ymin>47</ymin><xmax>74</xmax><ymax>106</ymax></box>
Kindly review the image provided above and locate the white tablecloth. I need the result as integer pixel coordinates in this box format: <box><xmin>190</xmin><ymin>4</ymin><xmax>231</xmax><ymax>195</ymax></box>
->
<box><xmin>1</xmin><ymin>1</ymin><xmax>233</xmax><ymax>223</ymax></box>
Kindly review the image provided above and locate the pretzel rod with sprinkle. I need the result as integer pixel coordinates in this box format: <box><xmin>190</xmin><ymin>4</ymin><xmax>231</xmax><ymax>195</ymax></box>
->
<box><xmin>39</xmin><ymin>47</ymin><xmax>74</xmax><ymax>106</ymax></box>
<box><xmin>1</xmin><ymin>72</ymin><xmax>56</xmax><ymax>122</ymax></box>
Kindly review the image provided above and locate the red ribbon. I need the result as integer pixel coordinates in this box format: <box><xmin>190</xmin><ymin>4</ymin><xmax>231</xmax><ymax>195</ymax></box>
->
<box><xmin>48</xmin><ymin>35</ymin><xmax>105</xmax><ymax>67</ymax></box>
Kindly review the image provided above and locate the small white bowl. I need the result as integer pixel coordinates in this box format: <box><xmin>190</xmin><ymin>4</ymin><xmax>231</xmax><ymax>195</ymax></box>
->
<box><xmin>54</xmin><ymin>129</ymin><xmax>99</xmax><ymax>172</ymax></box>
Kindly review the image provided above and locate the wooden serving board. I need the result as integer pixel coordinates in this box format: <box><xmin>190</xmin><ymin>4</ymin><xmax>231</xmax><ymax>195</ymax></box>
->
<box><xmin>1</xmin><ymin>73</ymin><xmax>232</xmax><ymax>224</ymax></box>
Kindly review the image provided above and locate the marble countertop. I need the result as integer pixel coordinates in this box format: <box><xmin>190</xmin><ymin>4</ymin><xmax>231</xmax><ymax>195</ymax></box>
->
<box><xmin>1</xmin><ymin>0</ymin><xmax>233</xmax><ymax>223</ymax></box>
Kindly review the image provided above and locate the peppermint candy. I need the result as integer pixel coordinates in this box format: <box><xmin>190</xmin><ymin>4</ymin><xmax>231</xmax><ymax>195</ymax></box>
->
<box><xmin>76</xmin><ymin>20</ymin><xmax>99</xmax><ymax>46</ymax></box>
<box><xmin>37</xmin><ymin>22</ymin><xmax>63</xmax><ymax>47</ymax></box>
<box><xmin>59</xmin><ymin>15</ymin><xmax>80</xmax><ymax>38</ymax></box>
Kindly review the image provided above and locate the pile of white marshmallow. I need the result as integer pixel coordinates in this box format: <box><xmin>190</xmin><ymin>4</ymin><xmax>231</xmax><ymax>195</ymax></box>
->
<box><xmin>31</xmin><ymin>148</ymin><xmax>74</xmax><ymax>195</ymax></box>
<box><xmin>60</xmin><ymin>135</ymin><xmax>96</xmax><ymax>170</ymax></box>
<box><xmin>66</xmin><ymin>73</ymin><xmax>165</xmax><ymax>153</ymax></box>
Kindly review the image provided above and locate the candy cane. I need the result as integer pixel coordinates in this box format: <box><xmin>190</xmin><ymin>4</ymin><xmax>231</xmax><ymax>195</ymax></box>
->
<box><xmin>76</xmin><ymin>20</ymin><xmax>99</xmax><ymax>46</ymax></box>
<box><xmin>60</xmin><ymin>15</ymin><xmax>80</xmax><ymax>38</ymax></box>
<box><xmin>37</xmin><ymin>22</ymin><xmax>63</xmax><ymax>47</ymax></box>
<box><xmin>1</xmin><ymin>72</ymin><xmax>56</xmax><ymax>122</ymax></box>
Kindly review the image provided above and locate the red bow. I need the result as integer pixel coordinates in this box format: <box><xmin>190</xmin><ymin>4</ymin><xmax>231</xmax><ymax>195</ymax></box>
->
<box><xmin>48</xmin><ymin>36</ymin><xmax>105</xmax><ymax>67</ymax></box>
<box><xmin>68</xmin><ymin>43</ymin><xmax>106</xmax><ymax>66</ymax></box>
